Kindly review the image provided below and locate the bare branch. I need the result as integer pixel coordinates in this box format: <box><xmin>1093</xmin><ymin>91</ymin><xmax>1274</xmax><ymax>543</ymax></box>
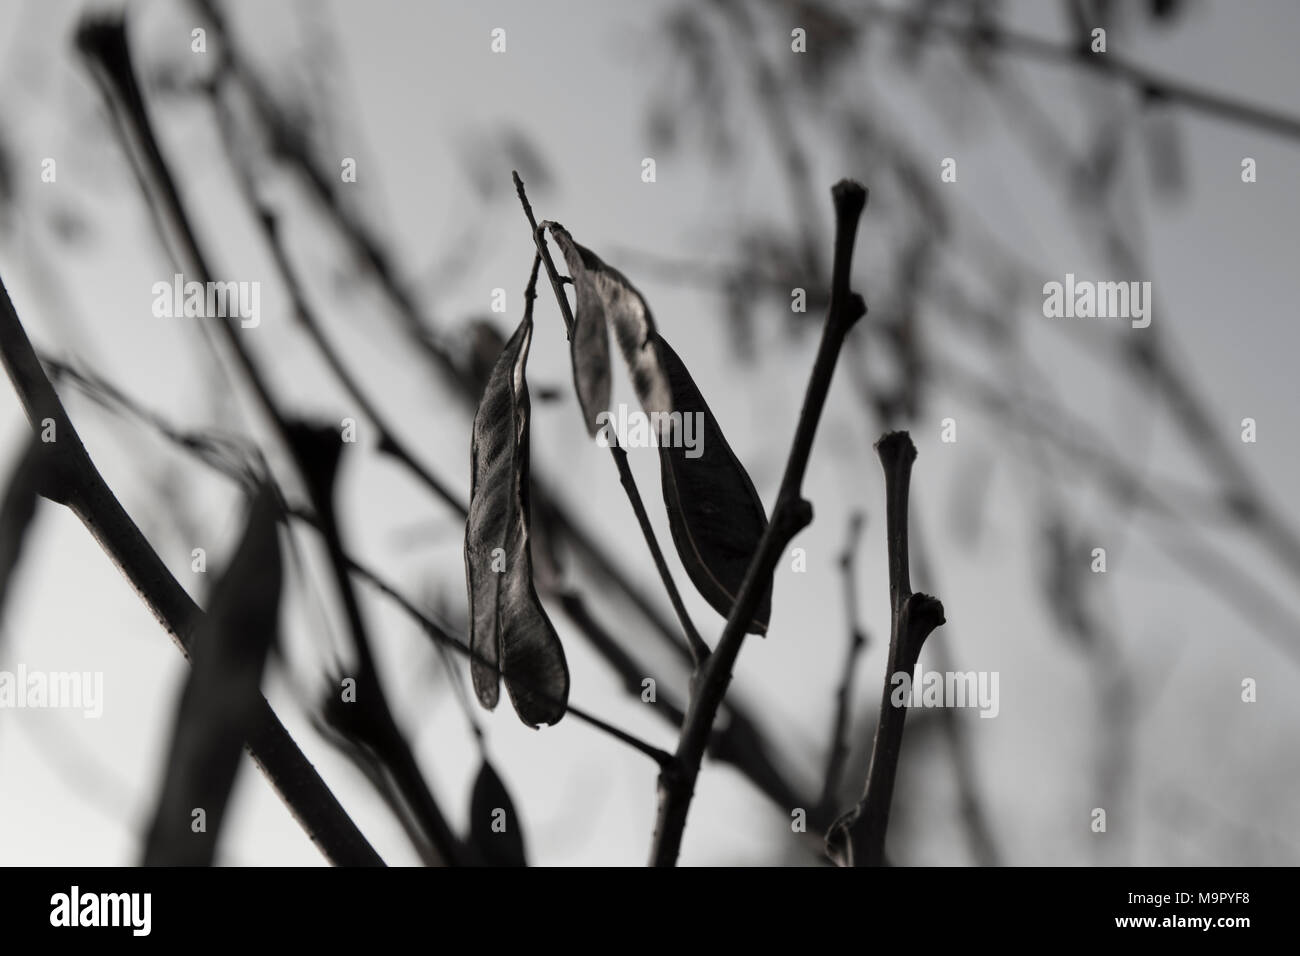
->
<box><xmin>860</xmin><ymin>1</ymin><xmax>1300</xmax><ymax>142</ymax></box>
<box><xmin>650</xmin><ymin>179</ymin><xmax>869</xmax><ymax>866</ymax></box>
<box><xmin>0</xmin><ymin>274</ymin><xmax>382</xmax><ymax>867</ymax></box>
<box><xmin>609</xmin><ymin>444</ymin><xmax>710</xmax><ymax>665</ymax></box>
<box><xmin>826</xmin><ymin>431</ymin><xmax>945</xmax><ymax>867</ymax></box>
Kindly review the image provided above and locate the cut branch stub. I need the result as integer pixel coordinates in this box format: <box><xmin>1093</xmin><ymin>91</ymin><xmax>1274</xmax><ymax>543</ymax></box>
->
<box><xmin>545</xmin><ymin>223</ymin><xmax>772</xmax><ymax>633</ymax></box>
<box><xmin>465</xmin><ymin>314</ymin><xmax>569</xmax><ymax>727</ymax></box>
<box><xmin>874</xmin><ymin>430</ymin><xmax>917</xmax><ymax>613</ymax></box>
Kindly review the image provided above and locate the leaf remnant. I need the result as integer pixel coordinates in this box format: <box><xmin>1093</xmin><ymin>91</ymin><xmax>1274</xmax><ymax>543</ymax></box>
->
<box><xmin>545</xmin><ymin>224</ymin><xmax>771</xmax><ymax>632</ymax></box>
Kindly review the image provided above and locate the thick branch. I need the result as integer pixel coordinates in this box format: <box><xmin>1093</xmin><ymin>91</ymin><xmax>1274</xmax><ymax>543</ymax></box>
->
<box><xmin>649</xmin><ymin>180</ymin><xmax>868</xmax><ymax>866</ymax></box>
<box><xmin>77</xmin><ymin>16</ymin><xmax>463</xmax><ymax>864</ymax></box>
<box><xmin>0</xmin><ymin>275</ymin><xmax>382</xmax><ymax>866</ymax></box>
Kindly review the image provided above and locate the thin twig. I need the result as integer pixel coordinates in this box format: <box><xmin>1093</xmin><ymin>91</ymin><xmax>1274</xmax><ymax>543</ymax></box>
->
<box><xmin>566</xmin><ymin>703</ymin><xmax>675</xmax><ymax>769</ymax></box>
<box><xmin>553</xmin><ymin>590</ymin><xmax>686</xmax><ymax>728</ymax></box>
<box><xmin>609</xmin><ymin>444</ymin><xmax>710</xmax><ymax>665</ymax></box>
<box><xmin>860</xmin><ymin>1</ymin><xmax>1300</xmax><ymax>142</ymax></box>
<box><xmin>909</xmin><ymin>512</ymin><xmax>1001</xmax><ymax>866</ymax></box>
<box><xmin>513</xmin><ymin>171</ymin><xmax>576</xmax><ymax>337</ymax></box>
<box><xmin>258</xmin><ymin>208</ymin><xmax>466</xmax><ymax>516</ymax></box>
<box><xmin>196</xmin><ymin>0</ymin><xmax>467</xmax><ymax>388</ymax></box>
<box><xmin>428</xmin><ymin>622</ymin><xmax>486</xmax><ymax>752</ymax></box>
<box><xmin>324</xmin><ymin>531</ymin><xmax>673</xmax><ymax>769</ymax></box>
<box><xmin>513</xmin><ymin>172</ymin><xmax>708</xmax><ymax>665</ymax></box>
<box><xmin>819</xmin><ymin>511</ymin><xmax>868</xmax><ymax>811</ymax></box>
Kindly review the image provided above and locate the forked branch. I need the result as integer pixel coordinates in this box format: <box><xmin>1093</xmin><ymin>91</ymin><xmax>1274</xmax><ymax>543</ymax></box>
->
<box><xmin>826</xmin><ymin>431</ymin><xmax>945</xmax><ymax>867</ymax></box>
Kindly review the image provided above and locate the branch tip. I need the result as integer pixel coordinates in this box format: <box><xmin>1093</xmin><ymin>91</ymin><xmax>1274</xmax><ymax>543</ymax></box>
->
<box><xmin>832</xmin><ymin>179</ymin><xmax>869</xmax><ymax>218</ymax></box>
